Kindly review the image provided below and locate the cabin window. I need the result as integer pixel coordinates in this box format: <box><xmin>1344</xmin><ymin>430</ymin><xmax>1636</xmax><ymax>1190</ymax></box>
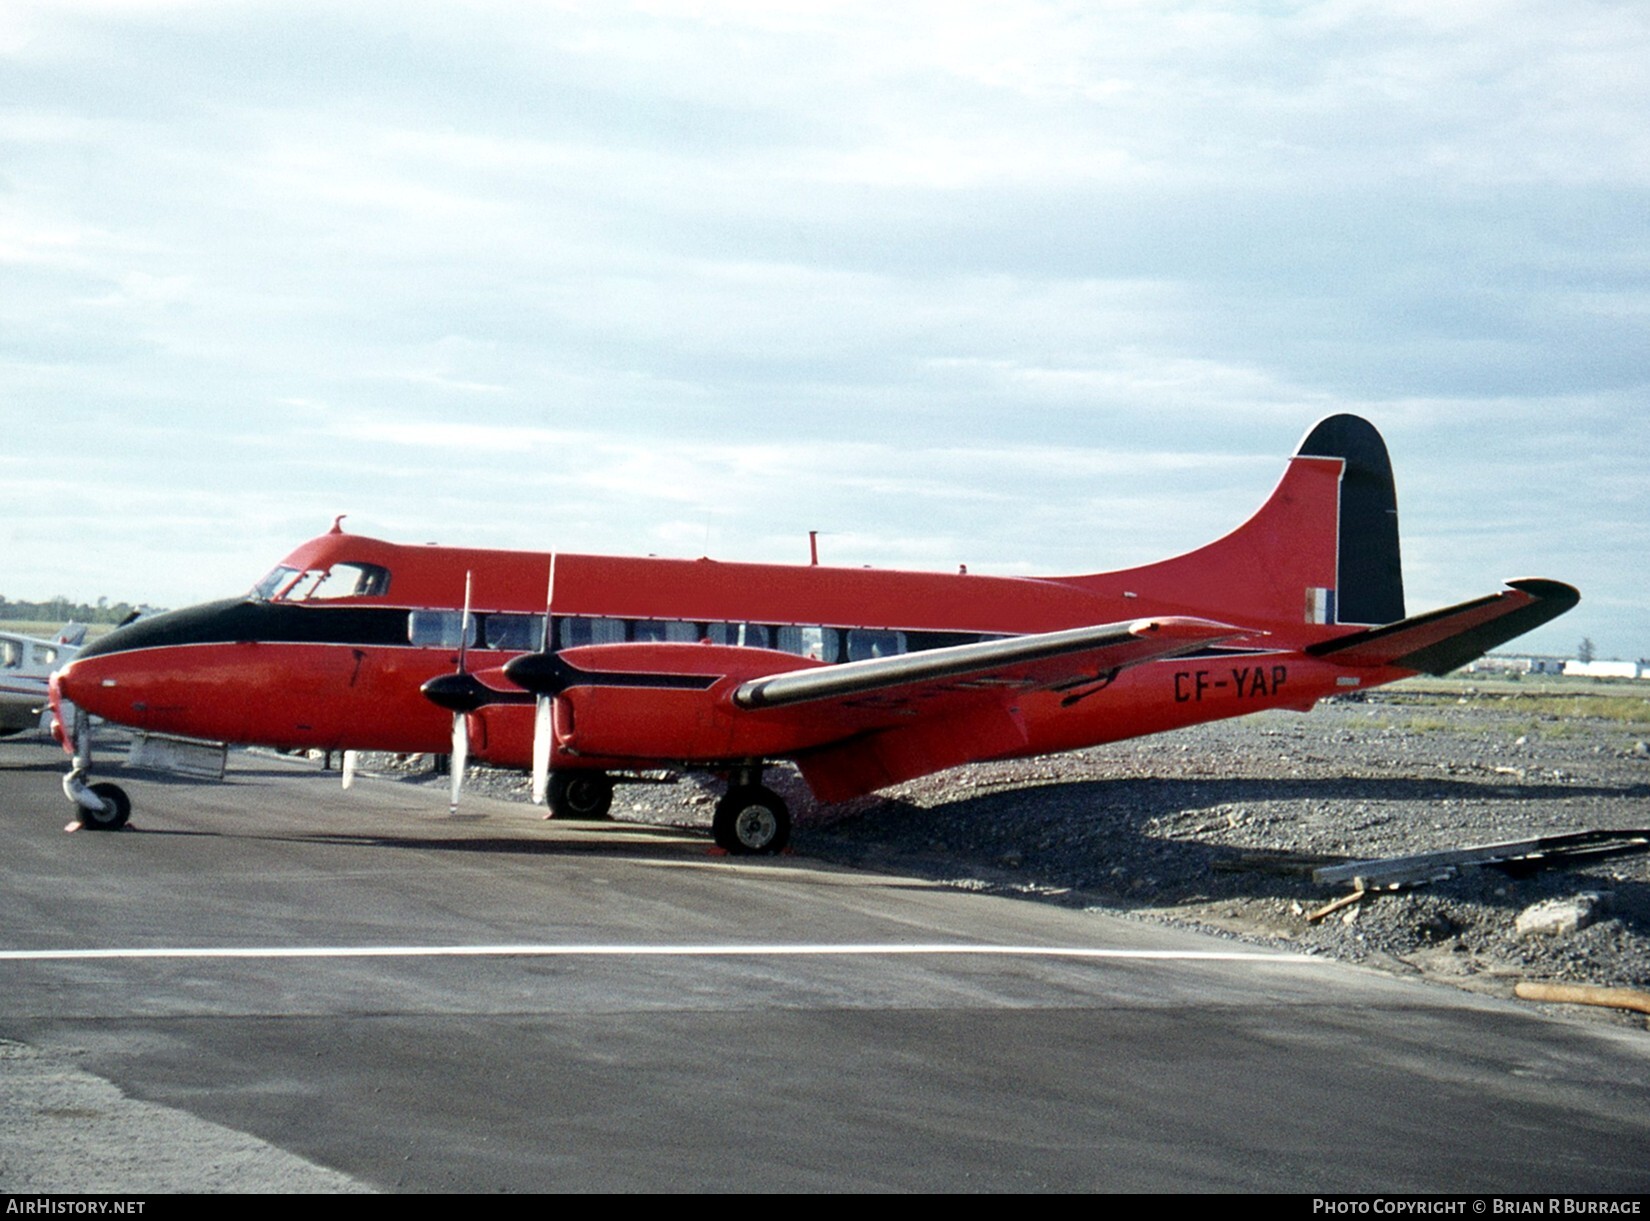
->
<box><xmin>775</xmin><ymin>626</ymin><xmax>843</xmax><ymax>661</ymax></box>
<box><xmin>31</xmin><ymin>644</ymin><xmax>58</xmax><ymax>667</ymax></box>
<box><xmin>1</xmin><ymin>640</ymin><xmax>20</xmax><ymax>668</ymax></box>
<box><xmin>904</xmin><ymin>630</ymin><xmax>989</xmax><ymax>652</ymax></box>
<box><xmin>408</xmin><ymin>610</ymin><xmax>478</xmax><ymax>649</ymax></box>
<box><xmin>846</xmin><ymin>629</ymin><xmax>904</xmax><ymax>661</ymax></box>
<box><xmin>481</xmin><ymin>614</ymin><xmax>543</xmax><ymax>652</ymax></box>
<box><xmin>556</xmin><ymin>616</ymin><xmax>626</xmax><ymax>648</ymax></box>
<box><xmin>631</xmin><ymin>619</ymin><xmax>702</xmax><ymax>644</ymax></box>
<box><xmin>701</xmin><ymin>623</ymin><xmax>772</xmax><ymax>648</ymax></box>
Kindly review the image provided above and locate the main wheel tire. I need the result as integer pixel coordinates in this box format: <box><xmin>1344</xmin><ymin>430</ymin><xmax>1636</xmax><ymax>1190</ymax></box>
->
<box><xmin>712</xmin><ymin>785</ymin><xmax>790</xmax><ymax>855</ymax></box>
<box><xmin>78</xmin><ymin>782</ymin><xmax>131</xmax><ymax>831</ymax></box>
<box><xmin>547</xmin><ymin>771</ymin><xmax>614</xmax><ymax>820</ymax></box>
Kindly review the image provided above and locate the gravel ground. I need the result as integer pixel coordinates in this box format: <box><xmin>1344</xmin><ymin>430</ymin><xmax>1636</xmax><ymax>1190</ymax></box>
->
<box><xmin>399</xmin><ymin>683</ymin><xmax>1650</xmax><ymax>1027</ymax></box>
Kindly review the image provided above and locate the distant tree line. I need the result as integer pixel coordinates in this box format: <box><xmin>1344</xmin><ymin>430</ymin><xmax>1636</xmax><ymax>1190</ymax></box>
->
<box><xmin>0</xmin><ymin>594</ymin><xmax>157</xmax><ymax>625</ymax></box>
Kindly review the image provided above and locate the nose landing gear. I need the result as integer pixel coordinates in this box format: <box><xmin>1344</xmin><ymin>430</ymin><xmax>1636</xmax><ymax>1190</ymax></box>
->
<box><xmin>67</xmin><ymin>776</ymin><xmax>131</xmax><ymax>830</ymax></box>
<box><xmin>62</xmin><ymin>710</ymin><xmax>131</xmax><ymax>831</ymax></box>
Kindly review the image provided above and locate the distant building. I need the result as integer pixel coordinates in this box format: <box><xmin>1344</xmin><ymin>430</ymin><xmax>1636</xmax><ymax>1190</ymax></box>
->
<box><xmin>1467</xmin><ymin>654</ymin><xmax>1569</xmax><ymax>676</ymax></box>
<box><xmin>1562</xmin><ymin>659</ymin><xmax>1646</xmax><ymax>680</ymax></box>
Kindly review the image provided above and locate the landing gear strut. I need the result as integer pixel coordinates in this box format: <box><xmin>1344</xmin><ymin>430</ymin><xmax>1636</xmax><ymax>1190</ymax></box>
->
<box><xmin>713</xmin><ymin>767</ymin><xmax>790</xmax><ymax>855</ymax></box>
<box><xmin>61</xmin><ymin>710</ymin><xmax>131</xmax><ymax>831</ymax></box>
<box><xmin>546</xmin><ymin>770</ymin><xmax>614</xmax><ymax>820</ymax></box>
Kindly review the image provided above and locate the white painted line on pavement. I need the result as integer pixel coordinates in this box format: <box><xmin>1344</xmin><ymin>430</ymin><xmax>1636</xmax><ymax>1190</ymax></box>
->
<box><xmin>1</xmin><ymin>943</ymin><xmax>1325</xmax><ymax>963</ymax></box>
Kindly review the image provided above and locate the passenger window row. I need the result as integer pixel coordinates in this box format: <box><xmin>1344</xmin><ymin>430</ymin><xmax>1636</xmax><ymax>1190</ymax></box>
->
<box><xmin>407</xmin><ymin>611</ymin><xmax>990</xmax><ymax>661</ymax></box>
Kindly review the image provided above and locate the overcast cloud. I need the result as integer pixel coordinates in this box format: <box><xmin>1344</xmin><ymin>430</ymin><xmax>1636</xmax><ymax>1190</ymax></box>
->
<box><xmin>2</xmin><ymin>0</ymin><xmax>1645</xmax><ymax>657</ymax></box>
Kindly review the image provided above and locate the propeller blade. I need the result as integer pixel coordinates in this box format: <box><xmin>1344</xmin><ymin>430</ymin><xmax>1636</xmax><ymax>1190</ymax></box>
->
<box><xmin>530</xmin><ymin>553</ymin><xmax>557</xmax><ymax>806</ymax></box>
<box><xmin>531</xmin><ymin>695</ymin><xmax>552</xmax><ymax>805</ymax></box>
<box><xmin>457</xmin><ymin>570</ymin><xmax>474</xmax><ymax>674</ymax></box>
<box><xmin>442</xmin><ymin>569</ymin><xmax>475</xmax><ymax>814</ymax></box>
<box><xmin>542</xmin><ymin>555</ymin><xmax>556</xmax><ymax>649</ymax></box>
<box><xmin>341</xmin><ymin>749</ymin><xmax>358</xmax><ymax>790</ymax></box>
<box><xmin>450</xmin><ymin>712</ymin><xmax>468</xmax><ymax>814</ymax></box>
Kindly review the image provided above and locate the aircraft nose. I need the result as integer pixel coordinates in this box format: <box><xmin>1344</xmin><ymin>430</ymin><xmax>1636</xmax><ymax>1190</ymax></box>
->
<box><xmin>53</xmin><ymin>658</ymin><xmax>88</xmax><ymax>708</ymax></box>
<box><xmin>53</xmin><ymin>655</ymin><xmax>122</xmax><ymax>724</ymax></box>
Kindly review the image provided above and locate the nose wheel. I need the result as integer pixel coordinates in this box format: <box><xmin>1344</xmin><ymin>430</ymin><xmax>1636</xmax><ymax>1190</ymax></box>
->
<box><xmin>61</xmin><ymin>710</ymin><xmax>132</xmax><ymax>831</ymax></box>
<box><xmin>712</xmin><ymin>783</ymin><xmax>790</xmax><ymax>855</ymax></box>
<box><xmin>74</xmin><ymin>780</ymin><xmax>131</xmax><ymax>831</ymax></box>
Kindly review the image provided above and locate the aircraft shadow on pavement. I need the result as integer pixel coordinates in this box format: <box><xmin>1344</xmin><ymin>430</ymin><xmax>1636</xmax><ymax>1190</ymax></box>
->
<box><xmin>102</xmin><ymin>816</ymin><xmax>750</xmax><ymax>867</ymax></box>
<box><xmin>0</xmin><ymin>756</ymin><xmax>77</xmax><ymax>775</ymax></box>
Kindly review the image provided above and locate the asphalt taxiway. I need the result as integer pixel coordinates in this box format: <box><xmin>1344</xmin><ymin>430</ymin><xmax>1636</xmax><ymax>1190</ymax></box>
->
<box><xmin>3</xmin><ymin>740</ymin><xmax>1648</xmax><ymax>1192</ymax></box>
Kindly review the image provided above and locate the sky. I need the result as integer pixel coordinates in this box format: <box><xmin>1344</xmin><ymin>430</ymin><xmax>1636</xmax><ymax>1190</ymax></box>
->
<box><xmin>1</xmin><ymin>0</ymin><xmax>1645</xmax><ymax>659</ymax></box>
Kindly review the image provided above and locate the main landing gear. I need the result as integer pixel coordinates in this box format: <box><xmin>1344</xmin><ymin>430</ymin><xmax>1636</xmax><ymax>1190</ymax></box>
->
<box><xmin>61</xmin><ymin>710</ymin><xmax>131</xmax><ymax>831</ymax></box>
<box><xmin>545</xmin><ymin>770</ymin><xmax>615</xmax><ymax>821</ymax></box>
<box><xmin>543</xmin><ymin>766</ymin><xmax>789</xmax><ymax>854</ymax></box>
<box><xmin>712</xmin><ymin>767</ymin><xmax>790</xmax><ymax>856</ymax></box>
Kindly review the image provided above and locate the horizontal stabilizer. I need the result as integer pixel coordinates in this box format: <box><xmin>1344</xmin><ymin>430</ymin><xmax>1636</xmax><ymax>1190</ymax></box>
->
<box><xmin>1305</xmin><ymin>579</ymin><xmax>1579</xmax><ymax>676</ymax></box>
<box><xmin>734</xmin><ymin>616</ymin><xmax>1246</xmax><ymax>711</ymax></box>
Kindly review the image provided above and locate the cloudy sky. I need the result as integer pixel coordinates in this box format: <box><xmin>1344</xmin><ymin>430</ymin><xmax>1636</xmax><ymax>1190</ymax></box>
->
<box><xmin>2</xmin><ymin>0</ymin><xmax>1645</xmax><ymax>658</ymax></box>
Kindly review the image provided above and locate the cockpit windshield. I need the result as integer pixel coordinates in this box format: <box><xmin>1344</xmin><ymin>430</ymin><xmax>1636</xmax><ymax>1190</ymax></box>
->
<box><xmin>251</xmin><ymin>566</ymin><xmax>299</xmax><ymax>601</ymax></box>
<box><xmin>251</xmin><ymin>562</ymin><xmax>391</xmax><ymax>602</ymax></box>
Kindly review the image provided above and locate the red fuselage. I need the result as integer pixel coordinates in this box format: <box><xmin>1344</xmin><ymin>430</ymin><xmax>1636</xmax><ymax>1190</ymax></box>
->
<box><xmin>54</xmin><ymin>443</ymin><xmax>1409</xmax><ymax>800</ymax></box>
<box><xmin>49</xmin><ymin>415</ymin><xmax>1582</xmax><ymax>838</ymax></box>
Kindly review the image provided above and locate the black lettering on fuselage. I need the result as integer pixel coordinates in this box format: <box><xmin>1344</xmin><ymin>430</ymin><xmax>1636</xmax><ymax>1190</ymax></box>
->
<box><xmin>1174</xmin><ymin>664</ymin><xmax>1288</xmax><ymax>702</ymax></box>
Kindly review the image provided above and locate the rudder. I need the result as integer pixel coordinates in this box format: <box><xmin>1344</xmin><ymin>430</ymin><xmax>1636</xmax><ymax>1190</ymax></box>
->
<box><xmin>1294</xmin><ymin>414</ymin><xmax>1405</xmax><ymax>626</ymax></box>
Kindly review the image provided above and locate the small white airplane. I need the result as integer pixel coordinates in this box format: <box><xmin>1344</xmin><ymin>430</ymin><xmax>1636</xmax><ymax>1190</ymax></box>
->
<box><xmin>1</xmin><ymin>625</ymin><xmax>83</xmax><ymax>737</ymax></box>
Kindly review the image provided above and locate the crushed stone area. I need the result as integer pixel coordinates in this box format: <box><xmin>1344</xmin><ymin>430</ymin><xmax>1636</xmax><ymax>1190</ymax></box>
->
<box><xmin>808</xmin><ymin>692</ymin><xmax>1650</xmax><ymax>1022</ymax></box>
<box><xmin>365</xmin><ymin>686</ymin><xmax>1650</xmax><ymax>1027</ymax></box>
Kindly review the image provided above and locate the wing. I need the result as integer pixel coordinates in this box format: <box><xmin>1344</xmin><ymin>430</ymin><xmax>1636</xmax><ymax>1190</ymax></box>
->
<box><xmin>747</xmin><ymin>615</ymin><xmax>1250</xmax><ymax>803</ymax></box>
<box><xmin>732</xmin><ymin>616</ymin><xmax>1247</xmax><ymax>711</ymax></box>
<box><xmin>493</xmin><ymin>617</ymin><xmax>1248</xmax><ymax>800</ymax></box>
<box><xmin>1305</xmin><ymin>578</ymin><xmax>1579</xmax><ymax>675</ymax></box>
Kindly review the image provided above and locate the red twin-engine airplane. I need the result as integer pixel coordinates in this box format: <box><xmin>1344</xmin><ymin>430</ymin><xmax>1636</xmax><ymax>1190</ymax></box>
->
<box><xmin>51</xmin><ymin>415</ymin><xmax>1577</xmax><ymax>853</ymax></box>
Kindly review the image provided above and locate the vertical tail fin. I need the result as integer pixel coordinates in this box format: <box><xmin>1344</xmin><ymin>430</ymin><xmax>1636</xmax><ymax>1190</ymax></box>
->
<box><xmin>1088</xmin><ymin>414</ymin><xmax>1405</xmax><ymax>630</ymax></box>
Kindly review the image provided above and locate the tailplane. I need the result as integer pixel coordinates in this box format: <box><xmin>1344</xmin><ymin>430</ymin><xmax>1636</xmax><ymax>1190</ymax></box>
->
<box><xmin>1307</xmin><ymin>578</ymin><xmax>1579</xmax><ymax>675</ymax></box>
<box><xmin>1080</xmin><ymin>414</ymin><xmax>1576</xmax><ymax>663</ymax></box>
